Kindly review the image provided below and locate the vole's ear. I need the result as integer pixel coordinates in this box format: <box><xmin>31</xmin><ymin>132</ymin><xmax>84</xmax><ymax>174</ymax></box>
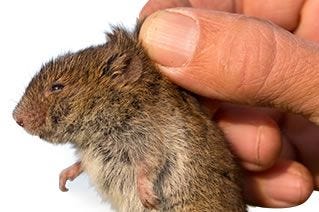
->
<box><xmin>103</xmin><ymin>25</ymin><xmax>144</xmax><ymax>84</ymax></box>
<box><xmin>102</xmin><ymin>52</ymin><xmax>142</xmax><ymax>84</ymax></box>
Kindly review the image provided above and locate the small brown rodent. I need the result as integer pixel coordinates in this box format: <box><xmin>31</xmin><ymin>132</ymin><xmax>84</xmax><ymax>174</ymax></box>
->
<box><xmin>13</xmin><ymin>22</ymin><xmax>246</xmax><ymax>211</ymax></box>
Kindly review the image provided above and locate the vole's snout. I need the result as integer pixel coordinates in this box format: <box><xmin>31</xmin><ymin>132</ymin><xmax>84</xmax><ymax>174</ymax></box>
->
<box><xmin>12</xmin><ymin>105</ymin><xmax>46</xmax><ymax>135</ymax></box>
<box><xmin>16</xmin><ymin>119</ymin><xmax>24</xmax><ymax>127</ymax></box>
<box><xmin>13</xmin><ymin>110</ymin><xmax>25</xmax><ymax>128</ymax></box>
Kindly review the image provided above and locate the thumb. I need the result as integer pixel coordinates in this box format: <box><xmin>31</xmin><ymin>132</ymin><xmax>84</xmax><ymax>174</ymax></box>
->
<box><xmin>139</xmin><ymin>8</ymin><xmax>319</xmax><ymax>124</ymax></box>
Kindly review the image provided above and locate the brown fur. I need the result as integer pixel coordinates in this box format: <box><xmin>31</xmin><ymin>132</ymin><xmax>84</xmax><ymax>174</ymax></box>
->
<box><xmin>13</xmin><ymin>23</ymin><xmax>246</xmax><ymax>211</ymax></box>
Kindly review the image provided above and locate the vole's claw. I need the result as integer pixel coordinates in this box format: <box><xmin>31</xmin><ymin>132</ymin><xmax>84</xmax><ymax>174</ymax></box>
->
<box><xmin>59</xmin><ymin>173</ymin><xmax>69</xmax><ymax>192</ymax></box>
<box><xmin>59</xmin><ymin>184</ymin><xmax>69</xmax><ymax>192</ymax></box>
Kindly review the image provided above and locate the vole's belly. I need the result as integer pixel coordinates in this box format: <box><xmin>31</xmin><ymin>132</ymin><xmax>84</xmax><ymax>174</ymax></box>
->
<box><xmin>79</xmin><ymin>148</ymin><xmax>145</xmax><ymax>212</ymax></box>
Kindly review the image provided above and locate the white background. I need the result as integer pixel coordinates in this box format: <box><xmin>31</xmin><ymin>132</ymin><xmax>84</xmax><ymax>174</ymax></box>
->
<box><xmin>0</xmin><ymin>0</ymin><xmax>318</xmax><ymax>211</ymax></box>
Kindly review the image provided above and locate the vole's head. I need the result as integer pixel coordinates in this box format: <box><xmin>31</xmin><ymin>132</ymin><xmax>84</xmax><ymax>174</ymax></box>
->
<box><xmin>13</xmin><ymin>27</ymin><xmax>150</xmax><ymax>145</ymax></box>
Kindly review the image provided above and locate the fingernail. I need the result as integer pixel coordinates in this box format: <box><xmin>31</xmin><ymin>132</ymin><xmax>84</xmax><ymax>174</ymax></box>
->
<box><xmin>139</xmin><ymin>9</ymin><xmax>198</xmax><ymax>67</ymax></box>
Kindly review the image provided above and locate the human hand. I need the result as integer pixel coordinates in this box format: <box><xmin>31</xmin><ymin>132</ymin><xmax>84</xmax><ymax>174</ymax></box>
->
<box><xmin>139</xmin><ymin>0</ymin><xmax>319</xmax><ymax>208</ymax></box>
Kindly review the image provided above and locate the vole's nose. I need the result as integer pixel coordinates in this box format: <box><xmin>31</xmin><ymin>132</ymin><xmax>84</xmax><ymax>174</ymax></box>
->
<box><xmin>13</xmin><ymin>111</ymin><xmax>25</xmax><ymax>128</ymax></box>
<box><xmin>16</xmin><ymin>119</ymin><xmax>24</xmax><ymax>127</ymax></box>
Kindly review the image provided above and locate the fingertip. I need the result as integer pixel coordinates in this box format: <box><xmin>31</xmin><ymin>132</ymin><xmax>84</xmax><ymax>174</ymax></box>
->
<box><xmin>139</xmin><ymin>0</ymin><xmax>191</xmax><ymax>19</ymax></box>
<box><xmin>244</xmin><ymin>160</ymin><xmax>313</xmax><ymax>207</ymax></box>
<box><xmin>294</xmin><ymin>0</ymin><xmax>319</xmax><ymax>42</ymax></box>
<box><xmin>139</xmin><ymin>1</ymin><xmax>157</xmax><ymax>19</ymax></box>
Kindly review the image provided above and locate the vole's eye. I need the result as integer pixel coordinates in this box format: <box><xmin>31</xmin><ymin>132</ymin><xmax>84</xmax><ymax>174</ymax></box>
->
<box><xmin>51</xmin><ymin>83</ymin><xmax>64</xmax><ymax>93</ymax></box>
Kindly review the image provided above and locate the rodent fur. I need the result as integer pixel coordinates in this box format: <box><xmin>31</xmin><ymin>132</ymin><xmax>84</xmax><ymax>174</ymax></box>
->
<box><xmin>13</xmin><ymin>22</ymin><xmax>246</xmax><ymax>211</ymax></box>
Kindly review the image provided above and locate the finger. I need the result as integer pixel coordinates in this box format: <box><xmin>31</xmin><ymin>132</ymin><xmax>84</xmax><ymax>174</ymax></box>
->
<box><xmin>279</xmin><ymin>133</ymin><xmax>297</xmax><ymax>161</ymax></box>
<box><xmin>282</xmin><ymin>114</ymin><xmax>319</xmax><ymax>189</ymax></box>
<box><xmin>139</xmin><ymin>8</ymin><xmax>319</xmax><ymax>124</ymax></box>
<box><xmin>140</xmin><ymin>0</ymin><xmax>190</xmax><ymax>18</ymax></box>
<box><xmin>295</xmin><ymin>0</ymin><xmax>319</xmax><ymax>42</ymax></box>
<box><xmin>215</xmin><ymin>104</ymin><xmax>282</xmax><ymax>171</ymax></box>
<box><xmin>244</xmin><ymin>160</ymin><xmax>313</xmax><ymax>208</ymax></box>
<box><xmin>240</xmin><ymin>0</ymin><xmax>305</xmax><ymax>31</ymax></box>
<box><xmin>141</xmin><ymin>0</ymin><xmax>305</xmax><ymax>31</ymax></box>
<box><xmin>139</xmin><ymin>0</ymin><xmax>236</xmax><ymax>18</ymax></box>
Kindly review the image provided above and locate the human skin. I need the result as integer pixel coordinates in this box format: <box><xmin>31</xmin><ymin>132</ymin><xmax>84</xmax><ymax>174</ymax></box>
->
<box><xmin>139</xmin><ymin>0</ymin><xmax>319</xmax><ymax>208</ymax></box>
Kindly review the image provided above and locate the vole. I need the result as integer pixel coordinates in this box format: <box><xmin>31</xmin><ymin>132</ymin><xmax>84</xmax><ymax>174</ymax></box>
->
<box><xmin>13</xmin><ymin>22</ymin><xmax>246</xmax><ymax>211</ymax></box>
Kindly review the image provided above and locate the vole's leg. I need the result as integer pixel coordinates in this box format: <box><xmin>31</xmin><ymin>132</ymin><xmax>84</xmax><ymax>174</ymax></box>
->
<box><xmin>59</xmin><ymin>161</ymin><xmax>83</xmax><ymax>192</ymax></box>
<box><xmin>136</xmin><ymin>163</ymin><xmax>162</xmax><ymax>210</ymax></box>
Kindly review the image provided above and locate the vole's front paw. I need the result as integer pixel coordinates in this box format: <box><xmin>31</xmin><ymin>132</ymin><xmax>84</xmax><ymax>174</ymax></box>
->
<box><xmin>59</xmin><ymin>161</ymin><xmax>83</xmax><ymax>192</ymax></box>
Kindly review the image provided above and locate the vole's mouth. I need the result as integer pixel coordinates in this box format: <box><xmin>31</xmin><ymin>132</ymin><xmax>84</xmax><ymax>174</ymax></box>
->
<box><xmin>20</xmin><ymin>121</ymin><xmax>46</xmax><ymax>137</ymax></box>
<box><xmin>16</xmin><ymin>121</ymin><xmax>41</xmax><ymax>136</ymax></box>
